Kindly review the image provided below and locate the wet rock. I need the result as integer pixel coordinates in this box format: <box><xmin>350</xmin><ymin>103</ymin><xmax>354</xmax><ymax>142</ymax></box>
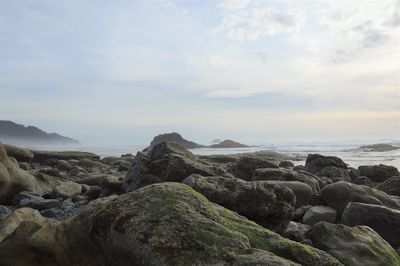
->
<box><xmin>342</xmin><ymin>202</ymin><xmax>400</xmax><ymax>247</ymax></box>
<box><xmin>302</xmin><ymin>206</ymin><xmax>336</xmax><ymax>226</ymax></box>
<box><xmin>308</xmin><ymin>221</ymin><xmax>400</xmax><ymax>266</ymax></box>
<box><xmin>227</xmin><ymin>156</ymin><xmax>278</xmax><ymax>181</ymax></box>
<box><xmin>305</xmin><ymin>154</ymin><xmax>347</xmax><ymax>174</ymax></box>
<box><xmin>124</xmin><ymin>142</ymin><xmax>225</xmax><ymax>191</ymax></box>
<box><xmin>358</xmin><ymin>164</ymin><xmax>400</xmax><ymax>183</ymax></box>
<box><xmin>375</xmin><ymin>176</ymin><xmax>400</xmax><ymax>197</ymax></box>
<box><xmin>183</xmin><ymin>174</ymin><xmax>295</xmax><ymax>233</ymax></box>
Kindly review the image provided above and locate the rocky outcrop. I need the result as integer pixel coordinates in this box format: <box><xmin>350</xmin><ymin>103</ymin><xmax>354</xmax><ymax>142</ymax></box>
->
<box><xmin>308</xmin><ymin>222</ymin><xmax>400</xmax><ymax>266</ymax></box>
<box><xmin>321</xmin><ymin>181</ymin><xmax>400</xmax><ymax>215</ymax></box>
<box><xmin>358</xmin><ymin>164</ymin><xmax>400</xmax><ymax>183</ymax></box>
<box><xmin>183</xmin><ymin>175</ymin><xmax>295</xmax><ymax>233</ymax></box>
<box><xmin>150</xmin><ymin>132</ymin><xmax>204</xmax><ymax>149</ymax></box>
<box><xmin>124</xmin><ymin>142</ymin><xmax>225</xmax><ymax>191</ymax></box>
<box><xmin>31</xmin><ymin>150</ymin><xmax>100</xmax><ymax>163</ymax></box>
<box><xmin>0</xmin><ymin>182</ymin><xmax>342</xmax><ymax>266</ymax></box>
<box><xmin>359</xmin><ymin>143</ymin><xmax>399</xmax><ymax>152</ymax></box>
<box><xmin>209</xmin><ymin>139</ymin><xmax>249</xmax><ymax>148</ymax></box>
<box><xmin>342</xmin><ymin>202</ymin><xmax>400</xmax><ymax>247</ymax></box>
<box><xmin>375</xmin><ymin>176</ymin><xmax>400</xmax><ymax>197</ymax></box>
<box><xmin>3</xmin><ymin>144</ymin><xmax>34</xmax><ymax>162</ymax></box>
<box><xmin>252</xmin><ymin>168</ymin><xmax>320</xmax><ymax>194</ymax></box>
<box><xmin>305</xmin><ymin>154</ymin><xmax>347</xmax><ymax>174</ymax></box>
<box><xmin>227</xmin><ymin>156</ymin><xmax>278</xmax><ymax>181</ymax></box>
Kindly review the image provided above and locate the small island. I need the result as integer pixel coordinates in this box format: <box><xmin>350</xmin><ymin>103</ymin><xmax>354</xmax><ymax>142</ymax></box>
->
<box><xmin>208</xmin><ymin>139</ymin><xmax>250</xmax><ymax>148</ymax></box>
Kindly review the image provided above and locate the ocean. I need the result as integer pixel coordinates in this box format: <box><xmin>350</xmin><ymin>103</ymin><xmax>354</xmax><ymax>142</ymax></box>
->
<box><xmin>24</xmin><ymin>139</ymin><xmax>400</xmax><ymax>169</ymax></box>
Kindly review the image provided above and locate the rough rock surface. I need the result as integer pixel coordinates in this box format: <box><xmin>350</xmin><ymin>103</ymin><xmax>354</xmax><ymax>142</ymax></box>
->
<box><xmin>358</xmin><ymin>164</ymin><xmax>400</xmax><ymax>183</ymax></box>
<box><xmin>282</xmin><ymin>221</ymin><xmax>311</xmax><ymax>243</ymax></box>
<box><xmin>263</xmin><ymin>180</ymin><xmax>313</xmax><ymax>208</ymax></box>
<box><xmin>124</xmin><ymin>142</ymin><xmax>225</xmax><ymax>191</ymax></box>
<box><xmin>183</xmin><ymin>174</ymin><xmax>295</xmax><ymax>233</ymax></box>
<box><xmin>0</xmin><ymin>182</ymin><xmax>342</xmax><ymax>266</ymax></box>
<box><xmin>318</xmin><ymin>166</ymin><xmax>350</xmax><ymax>181</ymax></box>
<box><xmin>302</xmin><ymin>206</ymin><xmax>337</xmax><ymax>226</ymax></box>
<box><xmin>321</xmin><ymin>181</ymin><xmax>400</xmax><ymax>214</ymax></box>
<box><xmin>305</xmin><ymin>154</ymin><xmax>347</xmax><ymax>174</ymax></box>
<box><xmin>3</xmin><ymin>144</ymin><xmax>34</xmax><ymax>162</ymax></box>
<box><xmin>308</xmin><ymin>222</ymin><xmax>400</xmax><ymax>266</ymax></box>
<box><xmin>375</xmin><ymin>176</ymin><xmax>400</xmax><ymax>197</ymax></box>
<box><xmin>252</xmin><ymin>168</ymin><xmax>320</xmax><ymax>194</ymax></box>
<box><xmin>227</xmin><ymin>156</ymin><xmax>279</xmax><ymax>181</ymax></box>
<box><xmin>342</xmin><ymin>202</ymin><xmax>400</xmax><ymax>247</ymax></box>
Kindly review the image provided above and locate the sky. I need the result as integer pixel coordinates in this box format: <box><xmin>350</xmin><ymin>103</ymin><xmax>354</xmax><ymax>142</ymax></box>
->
<box><xmin>0</xmin><ymin>0</ymin><xmax>399</xmax><ymax>145</ymax></box>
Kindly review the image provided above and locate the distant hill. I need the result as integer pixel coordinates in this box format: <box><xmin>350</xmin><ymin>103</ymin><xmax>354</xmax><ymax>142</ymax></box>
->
<box><xmin>150</xmin><ymin>132</ymin><xmax>204</xmax><ymax>149</ymax></box>
<box><xmin>209</xmin><ymin>139</ymin><xmax>250</xmax><ymax>148</ymax></box>
<box><xmin>0</xmin><ymin>120</ymin><xmax>79</xmax><ymax>145</ymax></box>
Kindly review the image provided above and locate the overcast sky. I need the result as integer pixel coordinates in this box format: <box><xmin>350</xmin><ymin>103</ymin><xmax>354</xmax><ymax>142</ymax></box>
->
<box><xmin>0</xmin><ymin>0</ymin><xmax>399</xmax><ymax>145</ymax></box>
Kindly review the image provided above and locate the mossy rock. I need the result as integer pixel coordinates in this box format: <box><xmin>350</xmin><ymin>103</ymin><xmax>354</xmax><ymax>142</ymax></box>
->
<box><xmin>308</xmin><ymin>221</ymin><xmax>400</xmax><ymax>266</ymax></box>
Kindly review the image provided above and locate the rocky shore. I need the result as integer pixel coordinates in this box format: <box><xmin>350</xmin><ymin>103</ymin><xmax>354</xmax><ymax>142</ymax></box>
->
<box><xmin>1</xmin><ymin>140</ymin><xmax>400</xmax><ymax>265</ymax></box>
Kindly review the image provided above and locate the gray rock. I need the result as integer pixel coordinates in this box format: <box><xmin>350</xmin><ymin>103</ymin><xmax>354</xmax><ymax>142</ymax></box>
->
<box><xmin>358</xmin><ymin>164</ymin><xmax>400</xmax><ymax>183</ymax></box>
<box><xmin>183</xmin><ymin>174</ymin><xmax>295</xmax><ymax>233</ymax></box>
<box><xmin>305</xmin><ymin>154</ymin><xmax>347</xmax><ymax>174</ymax></box>
<box><xmin>227</xmin><ymin>156</ymin><xmax>278</xmax><ymax>181</ymax></box>
<box><xmin>294</xmin><ymin>205</ymin><xmax>312</xmax><ymax>221</ymax></box>
<box><xmin>308</xmin><ymin>221</ymin><xmax>400</xmax><ymax>266</ymax></box>
<box><xmin>282</xmin><ymin>221</ymin><xmax>311</xmax><ymax>242</ymax></box>
<box><xmin>279</xmin><ymin>161</ymin><xmax>294</xmax><ymax>168</ymax></box>
<box><xmin>0</xmin><ymin>206</ymin><xmax>11</xmax><ymax>220</ymax></box>
<box><xmin>302</xmin><ymin>206</ymin><xmax>336</xmax><ymax>226</ymax></box>
<box><xmin>265</xmin><ymin>180</ymin><xmax>313</xmax><ymax>208</ymax></box>
<box><xmin>342</xmin><ymin>202</ymin><xmax>400</xmax><ymax>247</ymax></box>
<box><xmin>19</xmin><ymin>197</ymin><xmax>60</xmax><ymax>211</ymax></box>
<box><xmin>375</xmin><ymin>176</ymin><xmax>400</xmax><ymax>197</ymax></box>
<box><xmin>318</xmin><ymin>166</ymin><xmax>350</xmax><ymax>181</ymax></box>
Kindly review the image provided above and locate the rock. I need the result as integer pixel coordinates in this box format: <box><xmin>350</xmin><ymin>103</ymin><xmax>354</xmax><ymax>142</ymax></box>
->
<box><xmin>208</xmin><ymin>139</ymin><xmax>249</xmax><ymax>148</ymax></box>
<box><xmin>31</xmin><ymin>150</ymin><xmax>100</xmax><ymax>163</ymax></box>
<box><xmin>150</xmin><ymin>132</ymin><xmax>204</xmax><ymax>149</ymax></box>
<box><xmin>183</xmin><ymin>175</ymin><xmax>295</xmax><ymax>233</ymax></box>
<box><xmin>0</xmin><ymin>143</ymin><xmax>43</xmax><ymax>204</ymax></box>
<box><xmin>279</xmin><ymin>160</ymin><xmax>294</xmax><ymax>168</ymax></box>
<box><xmin>342</xmin><ymin>202</ymin><xmax>400</xmax><ymax>247</ymax></box>
<box><xmin>252</xmin><ymin>168</ymin><xmax>320</xmax><ymax>193</ymax></box>
<box><xmin>14</xmin><ymin>192</ymin><xmax>60</xmax><ymax>211</ymax></box>
<box><xmin>0</xmin><ymin>207</ymin><xmax>53</xmax><ymax>243</ymax></box>
<box><xmin>293</xmin><ymin>165</ymin><xmax>305</xmax><ymax>171</ymax></box>
<box><xmin>294</xmin><ymin>205</ymin><xmax>311</xmax><ymax>221</ymax></box>
<box><xmin>359</xmin><ymin>143</ymin><xmax>399</xmax><ymax>152</ymax></box>
<box><xmin>18</xmin><ymin>162</ymin><xmax>29</xmax><ymax>170</ymax></box>
<box><xmin>321</xmin><ymin>181</ymin><xmax>400</xmax><ymax>215</ymax></box>
<box><xmin>56</xmin><ymin>160</ymin><xmax>75</xmax><ymax>172</ymax></box>
<box><xmin>41</xmin><ymin>198</ymin><xmax>83</xmax><ymax>220</ymax></box>
<box><xmin>375</xmin><ymin>176</ymin><xmax>400</xmax><ymax>197</ymax></box>
<box><xmin>124</xmin><ymin>142</ymin><xmax>225</xmax><ymax>191</ymax></box>
<box><xmin>302</xmin><ymin>206</ymin><xmax>336</xmax><ymax>226</ymax></box>
<box><xmin>282</xmin><ymin>221</ymin><xmax>311</xmax><ymax>243</ymax></box>
<box><xmin>318</xmin><ymin>166</ymin><xmax>350</xmax><ymax>181</ymax></box>
<box><xmin>348</xmin><ymin>167</ymin><xmax>359</xmax><ymax>180</ymax></box>
<box><xmin>29</xmin><ymin>182</ymin><xmax>341</xmax><ymax>266</ymax></box>
<box><xmin>305</xmin><ymin>154</ymin><xmax>347</xmax><ymax>174</ymax></box>
<box><xmin>227</xmin><ymin>156</ymin><xmax>279</xmax><ymax>181</ymax></box>
<box><xmin>39</xmin><ymin>167</ymin><xmax>60</xmax><ymax>177</ymax></box>
<box><xmin>199</xmin><ymin>154</ymin><xmax>239</xmax><ymax>164</ymax></box>
<box><xmin>3</xmin><ymin>144</ymin><xmax>34</xmax><ymax>162</ymax></box>
<box><xmin>100</xmin><ymin>175</ymin><xmax>124</xmax><ymax>196</ymax></box>
<box><xmin>76</xmin><ymin>158</ymin><xmax>109</xmax><ymax>171</ymax></box>
<box><xmin>308</xmin><ymin>221</ymin><xmax>400</xmax><ymax>266</ymax></box>
<box><xmin>264</xmin><ymin>180</ymin><xmax>313</xmax><ymax>208</ymax></box>
<box><xmin>352</xmin><ymin>176</ymin><xmax>373</xmax><ymax>186</ymax></box>
<box><xmin>0</xmin><ymin>206</ymin><xmax>11</xmax><ymax>220</ymax></box>
<box><xmin>52</xmin><ymin>181</ymin><xmax>82</xmax><ymax>199</ymax></box>
<box><xmin>358</xmin><ymin>164</ymin><xmax>400</xmax><ymax>183</ymax></box>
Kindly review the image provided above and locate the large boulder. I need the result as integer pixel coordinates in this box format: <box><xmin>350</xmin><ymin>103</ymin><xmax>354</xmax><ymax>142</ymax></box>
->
<box><xmin>308</xmin><ymin>222</ymin><xmax>400</xmax><ymax>266</ymax></box>
<box><xmin>0</xmin><ymin>143</ymin><xmax>43</xmax><ymax>204</ymax></box>
<box><xmin>252</xmin><ymin>168</ymin><xmax>320</xmax><ymax>194</ymax></box>
<box><xmin>358</xmin><ymin>164</ymin><xmax>400</xmax><ymax>183</ymax></box>
<box><xmin>342</xmin><ymin>202</ymin><xmax>400</xmax><ymax>247</ymax></box>
<box><xmin>282</xmin><ymin>221</ymin><xmax>311</xmax><ymax>243</ymax></box>
<box><xmin>0</xmin><ymin>183</ymin><xmax>342</xmax><ymax>266</ymax></box>
<box><xmin>305</xmin><ymin>154</ymin><xmax>347</xmax><ymax>174</ymax></box>
<box><xmin>317</xmin><ymin>166</ymin><xmax>350</xmax><ymax>182</ymax></box>
<box><xmin>375</xmin><ymin>176</ymin><xmax>400</xmax><ymax>197</ymax></box>
<box><xmin>227</xmin><ymin>156</ymin><xmax>279</xmax><ymax>181</ymax></box>
<box><xmin>321</xmin><ymin>181</ymin><xmax>400</xmax><ymax>215</ymax></box>
<box><xmin>302</xmin><ymin>206</ymin><xmax>336</xmax><ymax>226</ymax></box>
<box><xmin>3</xmin><ymin>144</ymin><xmax>34</xmax><ymax>162</ymax></box>
<box><xmin>51</xmin><ymin>181</ymin><xmax>82</xmax><ymax>199</ymax></box>
<box><xmin>124</xmin><ymin>142</ymin><xmax>225</xmax><ymax>191</ymax></box>
<box><xmin>183</xmin><ymin>175</ymin><xmax>295</xmax><ymax>232</ymax></box>
<box><xmin>150</xmin><ymin>132</ymin><xmax>204</xmax><ymax>149</ymax></box>
<box><xmin>264</xmin><ymin>180</ymin><xmax>313</xmax><ymax>208</ymax></box>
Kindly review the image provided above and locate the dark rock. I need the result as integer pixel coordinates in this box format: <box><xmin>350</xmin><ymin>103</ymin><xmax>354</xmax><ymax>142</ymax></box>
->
<box><xmin>31</xmin><ymin>150</ymin><xmax>100</xmax><ymax>163</ymax></box>
<box><xmin>150</xmin><ymin>132</ymin><xmax>204</xmax><ymax>149</ymax></box>
<box><xmin>56</xmin><ymin>160</ymin><xmax>75</xmax><ymax>172</ymax></box>
<box><xmin>85</xmin><ymin>185</ymin><xmax>102</xmax><ymax>199</ymax></box>
<box><xmin>375</xmin><ymin>176</ymin><xmax>400</xmax><ymax>197</ymax></box>
<box><xmin>302</xmin><ymin>206</ymin><xmax>336</xmax><ymax>226</ymax></box>
<box><xmin>318</xmin><ymin>166</ymin><xmax>350</xmax><ymax>181</ymax></box>
<box><xmin>352</xmin><ymin>176</ymin><xmax>374</xmax><ymax>186</ymax></box>
<box><xmin>321</xmin><ymin>181</ymin><xmax>400</xmax><ymax>215</ymax></box>
<box><xmin>308</xmin><ymin>221</ymin><xmax>400</xmax><ymax>266</ymax></box>
<box><xmin>282</xmin><ymin>221</ymin><xmax>311</xmax><ymax>243</ymax></box>
<box><xmin>252</xmin><ymin>168</ymin><xmax>320</xmax><ymax>193</ymax></box>
<box><xmin>279</xmin><ymin>160</ymin><xmax>294</xmax><ymax>168</ymax></box>
<box><xmin>358</xmin><ymin>164</ymin><xmax>400</xmax><ymax>183</ymax></box>
<box><xmin>348</xmin><ymin>167</ymin><xmax>359</xmax><ymax>180</ymax></box>
<box><xmin>183</xmin><ymin>174</ymin><xmax>295</xmax><ymax>233</ymax></box>
<box><xmin>40</xmin><ymin>198</ymin><xmax>83</xmax><ymax>220</ymax></box>
<box><xmin>264</xmin><ymin>180</ymin><xmax>313</xmax><ymax>208</ymax></box>
<box><xmin>124</xmin><ymin>142</ymin><xmax>225</xmax><ymax>191</ymax></box>
<box><xmin>199</xmin><ymin>154</ymin><xmax>239</xmax><ymax>164</ymax></box>
<box><xmin>305</xmin><ymin>154</ymin><xmax>347</xmax><ymax>174</ymax></box>
<box><xmin>359</xmin><ymin>143</ymin><xmax>399</xmax><ymax>152</ymax></box>
<box><xmin>18</xmin><ymin>195</ymin><xmax>60</xmax><ymax>211</ymax></box>
<box><xmin>342</xmin><ymin>202</ymin><xmax>400</xmax><ymax>247</ymax></box>
<box><xmin>227</xmin><ymin>156</ymin><xmax>278</xmax><ymax>181</ymax></box>
<box><xmin>294</xmin><ymin>205</ymin><xmax>312</xmax><ymax>221</ymax></box>
<box><xmin>208</xmin><ymin>139</ymin><xmax>249</xmax><ymax>148</ymax></box>
<box><xmin>0</xmin><ymin>206</ymin><xmax>11</xmax><ymax>220</ymax></box>
<box><xmin>39</xmin><ymin>167</ymin><xmax>60</xmax><ymax>177</ymax></box>
<box><xmin>293</xmin><ymin>165</ymin><xmax>305</xmax><ymax>171</ymax></box>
